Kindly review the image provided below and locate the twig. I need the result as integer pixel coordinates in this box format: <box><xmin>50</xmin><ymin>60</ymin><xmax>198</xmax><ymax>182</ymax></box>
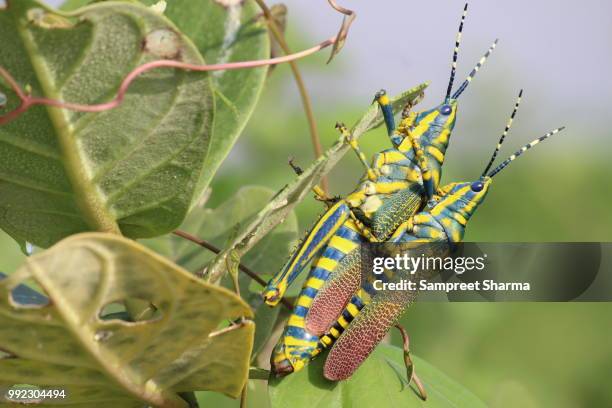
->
<box><xmin>0</xmin><ymin>35</ymin><xmax>338</xmax><ymax>125</ymax></box>
<box><xmin>395</xmin><ymin>324</ymin><xmax>428</xmax><ymax>401</ymax></box>
<box><xmin>254</xmin><ymin>0</ymin><xmax>328</xmax><ymax>194</ymax></box>
<box><xmin>240</xmin><ymin>385</ymin><xmax>247</xmax><ymax>408</ymax></box>
<box><xmin>172</xmin><ymin>230</ymin><xmax>293</xmax><ymax>310</ymax></box>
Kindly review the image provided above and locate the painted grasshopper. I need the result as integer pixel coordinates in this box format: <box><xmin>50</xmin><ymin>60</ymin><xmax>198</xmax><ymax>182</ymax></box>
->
<box><xmin>265</xmin><ymin>3</ymin><xmax>499</xmax><ymax>375</ymax></box>
<box><xmin>271</xmin><ymin>88</ymin><xmax>563</xmax><ymax>392</ymax></box>
<box><xmin>320</xmin><ymin>124</ymin><xmax>565</xmax><ymax>387</ymax></box>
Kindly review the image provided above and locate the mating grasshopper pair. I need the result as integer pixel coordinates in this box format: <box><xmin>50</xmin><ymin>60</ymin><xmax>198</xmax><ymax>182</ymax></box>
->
<box><xmin>262</xmin><ymin>2</ymin><xmax>564</xmax><ymax>397</ymax></box>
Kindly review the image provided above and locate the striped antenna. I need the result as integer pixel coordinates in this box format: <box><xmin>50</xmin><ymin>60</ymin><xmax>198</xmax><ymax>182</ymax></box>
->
<box><xmin>481</xmin><ymin>89</ymin><xmax>523</xmax><ymax>177</ymax></box>
<box><xmin>451</xmin><ymin>39</ymin><xmax>499</xmax><ymax>100</ymax></box>
<box><xmin>445</xmin><ymin>3</ymin><xmax>469</xmax><ymax>102</ymax></box>
<box><xmin>487</xmin><ymin>127</ymin><xmax>565</xmax><ymax>178</ymax></box>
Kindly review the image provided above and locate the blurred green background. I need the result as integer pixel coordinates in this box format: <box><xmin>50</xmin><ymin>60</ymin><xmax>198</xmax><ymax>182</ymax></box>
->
<box><xmin>12</xmin><ymin>0</ymin><xmax>612</xmax><ymax>406</ymax></box>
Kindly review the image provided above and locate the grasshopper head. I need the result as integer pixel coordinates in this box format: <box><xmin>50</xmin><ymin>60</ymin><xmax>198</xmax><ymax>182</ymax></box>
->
<box><xmin>435</xmin><ymin>177</ymin><xmax>492</xmax><ymax>220</ymax></box>
<box><xmin>431</xmin><ymin>123</ymin><xmax>565</xmax><ymax>239</ymax></box>
<box><xmin>414</xmin><ymin>98</ymin><xmax>458</xmax><ymax>140</ymax></box>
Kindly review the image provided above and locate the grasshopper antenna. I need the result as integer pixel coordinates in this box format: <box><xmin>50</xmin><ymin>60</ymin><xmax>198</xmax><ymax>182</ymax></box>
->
<box><xmin>487</xmin><ymin>127</ymin><xmax>565</xmax><ymax>178</ymax></box>
<box><xmin>481</xmin><ymin>89</ymin><xmax>523</xmax><ymax>177</ymax></box>
<box><xmin>445</xmin><ymin>3</ymin><xmax>469</xmax><ymax>102</ymax></box>
<box><xmin>451</xmin><ymin>38</ymin><xmax>498</xmax><ymax>100</ymax></box>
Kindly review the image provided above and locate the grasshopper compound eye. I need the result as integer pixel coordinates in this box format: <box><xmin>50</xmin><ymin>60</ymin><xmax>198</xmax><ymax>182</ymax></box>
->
<box><xmin>439</xmin><ymin>104</ymin><xmax>452</xmax><ymax>115</ymax></box>
<box><xmin>471</xmin><ymin>181</ymin><xmax>484</xmax><ymax>192</ymax></box>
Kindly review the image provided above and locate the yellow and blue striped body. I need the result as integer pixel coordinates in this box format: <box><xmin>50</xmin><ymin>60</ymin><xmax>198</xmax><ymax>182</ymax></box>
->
<box><xmin>321</xmin><ymin>123</ymin><xmax>565</xmax><ymax>380</ymax></box>
<box><xmin>265</xmin><ymin>1</ymin><xmax>497</xmax><ymax>311</ymax></box>
<box><xmin>344</xmin><ymin>7</ymin><xmax>499</xmax><ymax>240</ymax></box>
<box><xmin>346</xmin><ymin>102</ymin><xmax>458</xmax><ymax>241</ymax></box>
<box><xmin>267</xmin><ymin>3</ymin><xmax>500</xmax><ymax>376</ymax></box>
<box><xmin>322</xmin><ymin>178</ymin><xmax>492</xmax><ymax>381</ymax></box>
<box><xmin>272</xmin><ymin>119</ymin><xmax>562</xmax><ymax>376</ymax></box>
<box><xmin>270</xmin><ymin>218</ymin><xmax>366</xmax><ymax>374</ymax></box>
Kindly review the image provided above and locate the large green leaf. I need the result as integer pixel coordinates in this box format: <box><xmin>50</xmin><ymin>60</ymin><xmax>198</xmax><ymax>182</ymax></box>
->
<box><xmin>269</xmin><ymin>344</ymin><xmax>486</xmax><ymax>408</ymax></box>
<box><xmin>144</xmin><ymin>0</ymin><xmax>270</xmax><ymax>196</ymax></box>
<box><xmin>0</xmin><ymin>0</ymin><xmax>213</xmax><ymax>248</ymax></box>
<box><xmin>0</xmin><ymin>233</ymin><xmax>254</xmax><ymax>407</ymax></box>
<box><xmin>65</xmin><ymin>0</ymin><xmax>271</xmax><ymax>197</ymax></box>
<box><xmin>142</xmin><ymin>185</ymin><xmax>298</xmax><ymax>358</ymax></box>
<box><xmin>204</xmin><ymin>83</ymin><xmax>429</xmax><ymax>281</ymax></box>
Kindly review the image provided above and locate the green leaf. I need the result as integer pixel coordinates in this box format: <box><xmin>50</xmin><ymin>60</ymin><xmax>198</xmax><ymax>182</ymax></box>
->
<box><xmin>0</xmin><ymin>0</ymin><xmax>213</xmax><ymax>247</ymax></box>
<box><xmin>269</xmin><ymin>344</ymin><xmax>486</xmax><ymax>408</ymax></box>
<box><xmin>146</xmin><ymin>0</ymin><xmax>271</xmax><ymax>197</ymax></box>
<box><xmin>0</xmin><ymin>230</ymin><xmax>27</xmax><ymax>274</ymax></box>
<box><xmin>204</xmin><ymin>83</ymin><xmax>428</xmax><ymax>281</ymax></box>
<box><xmin>0</xmin><ymin>233</ymin><xmax>254</xmax><ymax>407</ymax></box>
<box><xmin>66</xmin><ymin>0</ymin><xmax>272</xmax><ymax>197</ymax></box>
<box><xmin>142</xmin><ymin>185</ymin><xmax>298</xmax><ymax>359</ymax></box>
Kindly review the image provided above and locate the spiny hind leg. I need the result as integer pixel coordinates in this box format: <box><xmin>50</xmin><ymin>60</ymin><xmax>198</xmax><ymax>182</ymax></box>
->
<box><xmin>395</xmin><ymin>324</ymin><xmax>427</xmax><ymax>401</ymax></box>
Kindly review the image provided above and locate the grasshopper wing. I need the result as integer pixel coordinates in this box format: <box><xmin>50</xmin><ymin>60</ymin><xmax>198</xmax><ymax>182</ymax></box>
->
<box><xmin>322</xmin><ymin>287</ymin><xmax>415</xmax><ymax>381</ymax></box>
<box><xmin>322</xmin><ymin>240</ymin><xmax>447</xmax><ymax>380</ymax></box>
<box><xmin>305</xmin><ymin>243</ymin><xmax>369</xmax><ymax>336</ymax></box>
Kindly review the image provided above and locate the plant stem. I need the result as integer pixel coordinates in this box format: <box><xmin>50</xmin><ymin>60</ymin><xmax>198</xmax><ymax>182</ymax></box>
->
<box><xmin>172</xmin><ymin>230</ymin><xmax>293</xmax><ymax>310</ymax></box>
<box><xmin>240</xmin><ymin>385</ymin><xmax>247</xmax><ymax>408</ymax></box>
<box><xmin>254</xmin><ymin>0</ymin><xmax>329</xmax><ymax>195</ymax></box>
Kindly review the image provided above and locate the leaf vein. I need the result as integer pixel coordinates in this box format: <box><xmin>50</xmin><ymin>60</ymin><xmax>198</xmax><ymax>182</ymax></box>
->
<box><xmin>104</xmin><ymin>133</ymin><xmax>197</xmax><ymax>206</ymax></box>
<box><xmin>0</xmin><ymin>173</ymin><xmax>72</xmax><ymax>197</ymax></box>
<box><xmin>89</xmin><ymin>77</ymin><xmax>182</xmax><ymax>184</ymax></box>
<box><xmin>0</xmin><ymin>135</ymin><xmax>61</xmax><ymax>160</ymax></box>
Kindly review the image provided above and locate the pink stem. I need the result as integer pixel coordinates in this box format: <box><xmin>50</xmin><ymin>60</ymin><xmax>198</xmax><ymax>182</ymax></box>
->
<box><xmin>0</xmin><ymin>36</ymin><xmax>335</xmax><ymax>125</ymax></box>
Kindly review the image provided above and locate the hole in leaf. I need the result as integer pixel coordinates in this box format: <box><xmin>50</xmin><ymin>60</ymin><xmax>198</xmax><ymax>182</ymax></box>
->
<box><xmin>24</xmin><ymin>242</ymin><xmax>34</xmax><ymax>255</ymax></box>
<box><xmin>0</xmin><ymin>91</ymin><xmax>7</xmax><ymax>108</ymax></box>
<box><xmin>9</xmin><ymin>278</ymin><xmax>50</xmax><ymax>308</ymax></box>
<box><xmin>0</xmin><ymin>1</ymin><xmax>6</xmax><ymax>10</ymax></box>
<box><xmin>99</xmin><ymin>300</ymin><xmax>131</xmax><ymax>322</ymax></box>
<box><xmin>98</xmin><ymin>299</ymin><xmax>162</xmax><ymax>323</ymax></box>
